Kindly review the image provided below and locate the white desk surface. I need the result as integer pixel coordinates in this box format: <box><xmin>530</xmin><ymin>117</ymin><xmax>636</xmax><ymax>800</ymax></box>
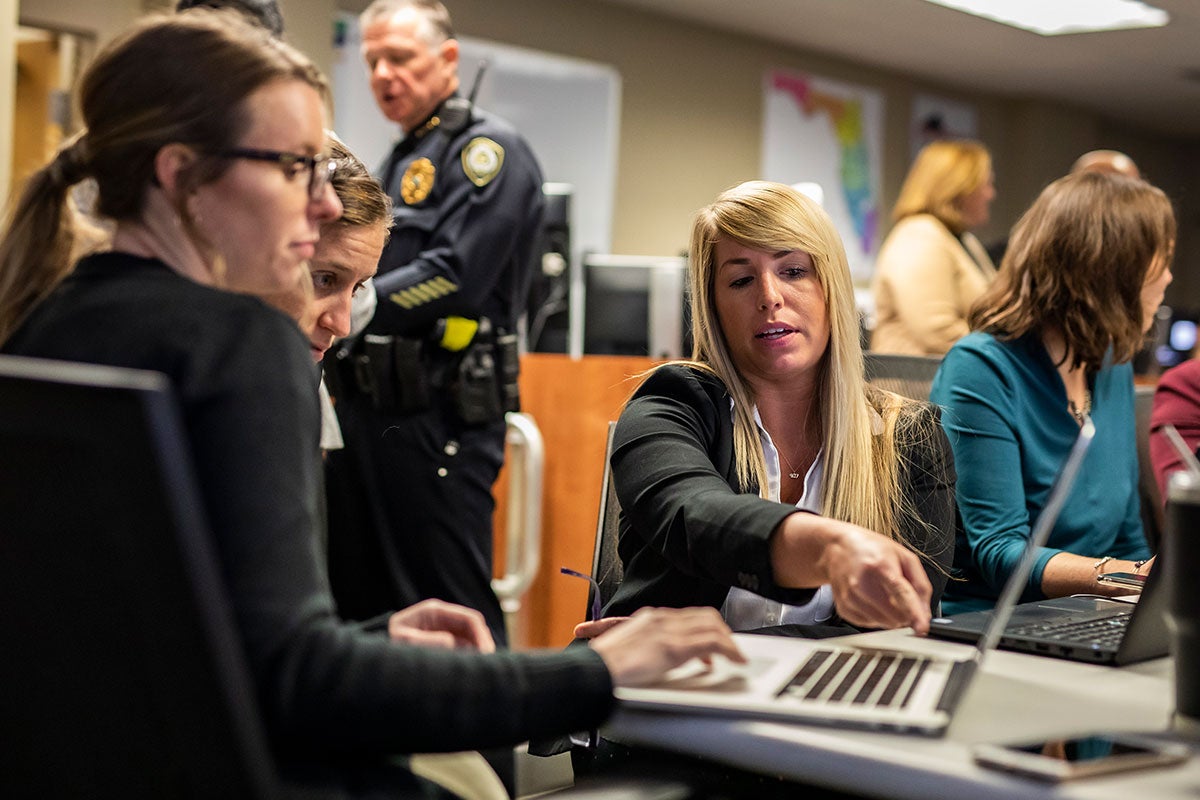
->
<box><xmin>603</xmin><ymin>629</ymin><xmax>1200</xmax><ymax>800</ymax></box>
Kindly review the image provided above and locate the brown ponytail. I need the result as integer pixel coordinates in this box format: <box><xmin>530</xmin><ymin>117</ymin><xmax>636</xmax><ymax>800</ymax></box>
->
<box><xmin>0</xmin><ymin>138</ymin><xmax>91</xmax><ymax>343</ymax></box>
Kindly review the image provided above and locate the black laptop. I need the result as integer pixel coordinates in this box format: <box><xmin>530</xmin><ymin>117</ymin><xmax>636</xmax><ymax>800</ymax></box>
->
<box><xmin>929</xmin><ymin>562</ymin><xmax>1168</xmax><ymax>666</ymax></box>
<box><xmin>929</xmin><ymin>422</ymin><xmax>1169</xmax><ymax>666</ymax></box>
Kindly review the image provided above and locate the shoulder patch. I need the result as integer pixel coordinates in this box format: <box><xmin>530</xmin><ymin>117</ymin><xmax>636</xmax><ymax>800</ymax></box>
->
<box><xmin>400</xmin><ymin>157</ymin><xmax>436</xmax><ymax>204</ymax></box>
<box><xmin>462</xmin><ymin>137</ymin><xmax>505</xmax><ymax>187</ymax></box>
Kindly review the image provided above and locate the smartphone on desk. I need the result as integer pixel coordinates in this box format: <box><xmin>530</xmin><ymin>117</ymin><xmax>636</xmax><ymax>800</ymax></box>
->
<box><xmin>1096</xmin><ymin>571</ymin><xmax>1147</xmax><ymax>591</ymax></box>
<box><xmin>973</xmin><ymin>733</ymin><xmax>1188</xmax><ymax>782</ymax></box>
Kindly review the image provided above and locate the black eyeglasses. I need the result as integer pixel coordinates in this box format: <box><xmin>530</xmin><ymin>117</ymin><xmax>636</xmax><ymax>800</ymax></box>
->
<box><xmin>216</xmin><ymin>147</ymin><xmax>337</xmax><ymax>202</ymax></box>
<box><xmin>560</xmin><ymin>567</ymin><xmax>602</xmax><ymax>623</ymax></box>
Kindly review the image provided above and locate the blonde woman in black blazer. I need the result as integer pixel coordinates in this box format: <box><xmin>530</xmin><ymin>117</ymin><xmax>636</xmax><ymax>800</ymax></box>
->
<box><xmin>600</xmin><ymin>181</ymin><xmax>955</xmax><ymax>636</ymax></box>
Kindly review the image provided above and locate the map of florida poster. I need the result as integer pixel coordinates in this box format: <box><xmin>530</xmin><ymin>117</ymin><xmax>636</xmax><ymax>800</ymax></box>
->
<box><xmin>762</xmin><ymin>69</ymin><xmax>884</xmax><ymax>282</ymax></box>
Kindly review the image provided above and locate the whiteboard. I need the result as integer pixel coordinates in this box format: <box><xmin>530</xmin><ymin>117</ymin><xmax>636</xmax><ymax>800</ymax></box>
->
<box><xmin>329</xmin><ymin>13</ymin><xmax>620</xmax><ymax>281</ymax></box>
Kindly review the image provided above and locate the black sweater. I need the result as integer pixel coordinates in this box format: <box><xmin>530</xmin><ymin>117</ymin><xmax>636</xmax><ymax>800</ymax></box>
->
<box><xmin>5</xmin><ymin>252</ymin><xmax>614</xmax><ymax>760</ymax></box>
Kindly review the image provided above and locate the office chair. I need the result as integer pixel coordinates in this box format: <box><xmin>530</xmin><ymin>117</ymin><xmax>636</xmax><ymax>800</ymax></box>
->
<box><xmin>0</xmin><ymin>355</ymin><xmax>278</xmax><ymax>799</ymax></box>
<box><xmin>1135</xmin><ymin>384</ymin><xmax>1165</xmax><ymax>552</ymax></box>
<box><xmin>588</xmin><ymin>422</ymin><xmax>624</xmax><ymax>616</ymax></box>
<box><xmin>533</xmin><ymin>424</ymin><xmax>622</xmax><ymax>762</ymax></box>
<box><xmin>863</xmin><ymin>352</ymin><xmax>943</xmax><ymax>402</ymax></box>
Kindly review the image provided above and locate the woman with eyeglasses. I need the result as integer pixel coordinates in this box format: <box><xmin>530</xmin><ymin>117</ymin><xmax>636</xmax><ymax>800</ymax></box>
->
<box><xmin>0</xmin><ymin>11</ymin><xmax>741</xmax><ymax>796</ymax></box>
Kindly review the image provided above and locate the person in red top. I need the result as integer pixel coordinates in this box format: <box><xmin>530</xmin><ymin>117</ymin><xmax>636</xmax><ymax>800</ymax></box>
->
<box><xmin>1149</xmin><ymin>357</ymin><xmax>1200</xmax><ymax>500</ymax></box>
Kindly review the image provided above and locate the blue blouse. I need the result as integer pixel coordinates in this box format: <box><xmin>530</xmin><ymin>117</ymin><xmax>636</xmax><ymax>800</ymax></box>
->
<box><xmin>930</xmin><ymin>332</ymin><xmax>1150</xmax><ymax>613</ymax></box>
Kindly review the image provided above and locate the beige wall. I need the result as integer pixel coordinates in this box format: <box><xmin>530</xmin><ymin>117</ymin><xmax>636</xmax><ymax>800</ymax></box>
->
<box><xmin>12</xmin><ymin>0</ymin><xmax>1200</xmax><ymax>302</ymax></box>
<box><xmin>18</xmin><ymin>0</ymin><xmax>337</xmax><ymax>76</ymax></box>
<box><xmin>342</xmin><ymin>0</ymin><xmax>1200</xmax><ymax>305</ymax></box>
<box><xmin>19</xmin><ymin>0</ymin><xmax>143</xmax><ymax>45</ymax></box>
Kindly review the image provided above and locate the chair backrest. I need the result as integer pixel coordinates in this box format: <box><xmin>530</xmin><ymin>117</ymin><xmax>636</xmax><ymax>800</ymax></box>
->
<box><xmin>863</xmin><ymin>352</ymin><xmax>943</xmax><ymax>402</ymax></box>
<box><xmin>1134</xmin><ymin>383</ymin><xmax>1165</xmax><ymax>552</ymax></box>
<box><xmin>0</xmin><ymin>355</ymin><xmax>278</xmax><ymax>799</ymax></box>
<box><xmin>588</xmin><ymin>422</ymin><xmax>624</xmax><ymax>614</ymax></box>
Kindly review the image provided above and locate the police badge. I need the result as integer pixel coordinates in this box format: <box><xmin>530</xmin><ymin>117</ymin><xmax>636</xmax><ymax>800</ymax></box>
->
<box><xmin>461</xmin><ymin>137</ymin><xmax>505</xmax><ymax>187</ymax></box>
<box><xmin>400</xmin><ymin>157</ymin><xmax>435</xmax><ymax>204</ymax></box>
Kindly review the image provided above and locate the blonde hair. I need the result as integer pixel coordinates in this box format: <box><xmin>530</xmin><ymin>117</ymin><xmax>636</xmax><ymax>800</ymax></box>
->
<box><xmin>682</xmin><ymin>180</ymin><xmax>922</xmax><ymax>539</ymax></box>
<box><xmin>892</xmin><ymin>139</ymin><xmax>992</xmax><ymax>234</ymax></box>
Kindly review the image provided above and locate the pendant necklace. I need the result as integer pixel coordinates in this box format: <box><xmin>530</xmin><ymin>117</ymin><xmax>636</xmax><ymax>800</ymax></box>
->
<box><xmin>779</xmin><ymin>449</ymin><xmax>802</xmax><ymax>480</ymax></box>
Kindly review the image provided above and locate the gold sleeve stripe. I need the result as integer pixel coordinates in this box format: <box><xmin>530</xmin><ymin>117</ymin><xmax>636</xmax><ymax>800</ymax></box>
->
<box><xmin>388</xmin><ymin>277</ymin><xmax>460</xmax><ymax>309</ymax></box>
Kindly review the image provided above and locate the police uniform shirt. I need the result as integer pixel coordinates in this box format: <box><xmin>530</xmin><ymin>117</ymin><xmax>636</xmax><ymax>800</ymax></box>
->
<box><xmin>370</xmin><ymin>97</ymin><xmax>546</xmax><ymax>339</ymax></box>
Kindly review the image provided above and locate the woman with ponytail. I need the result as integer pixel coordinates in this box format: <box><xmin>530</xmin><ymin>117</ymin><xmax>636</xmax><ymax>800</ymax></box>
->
<box><xmin>0</xmin><ymin>10</ymin><xmax>741</xmax><ymax>797</ymax></box>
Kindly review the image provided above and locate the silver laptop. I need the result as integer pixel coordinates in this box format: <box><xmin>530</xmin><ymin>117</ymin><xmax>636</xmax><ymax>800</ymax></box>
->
<box><xmin>614</xmin><ymin>418</ymin><xmax>1095</xmax><ymax>736</ymax></box>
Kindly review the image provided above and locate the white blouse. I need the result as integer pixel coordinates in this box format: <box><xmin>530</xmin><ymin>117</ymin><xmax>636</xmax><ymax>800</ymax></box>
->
<box><xmin>720</xmin><ymin>405</ymin><xmax>836</xmax><ymax>630</ymax></box>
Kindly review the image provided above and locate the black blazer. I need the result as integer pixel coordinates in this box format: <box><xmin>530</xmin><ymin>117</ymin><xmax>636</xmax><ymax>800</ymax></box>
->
<box><xmin>603</xmin><ymin>364</ymin><xmax>956</xmax><ymax>623</ymax></box>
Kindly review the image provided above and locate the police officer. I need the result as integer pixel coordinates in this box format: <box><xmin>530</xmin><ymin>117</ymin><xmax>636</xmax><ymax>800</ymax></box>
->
<box><xmin>324</xmin><ymin>0</ymin><xmax>544</xmax><ymax>652</ymax></box>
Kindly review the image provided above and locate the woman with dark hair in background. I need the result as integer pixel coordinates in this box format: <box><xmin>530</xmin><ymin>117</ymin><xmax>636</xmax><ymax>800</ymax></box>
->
<box><xmin>176</xmin><ymin>0</ymin><xmax>285</xmax><ymax>37</ymax></box>
<box><xmin>931</xmin><ymin>171</ymin><xmax>1171</xmax><ymax>614</ymax></box>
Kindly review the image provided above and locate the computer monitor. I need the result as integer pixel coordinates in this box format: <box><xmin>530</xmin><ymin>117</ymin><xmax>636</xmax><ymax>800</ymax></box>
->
<box><xmin>528</xmin><ymin>183</ymin><xmax>572</xmax><ymax>353</ymax></box>
<box><xmin>0</xmin><ymin>355</ymin><xmax>276</xmax><ymax>796</ymax></box>
<box><xmin>582</xmin><ymin>254</ymin><xmax>690</xmax><ymax>359</ymax></box>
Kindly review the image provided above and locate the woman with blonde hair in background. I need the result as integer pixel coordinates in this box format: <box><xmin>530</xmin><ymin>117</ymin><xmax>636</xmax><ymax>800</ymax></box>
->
<box><xmin>871</xmin><ymin>139</ymin><xmax>996</xmax><ymax>355</ymax></box>
<box><xmin>595</xmin><ymin>180</ymin><xmax>955</xmax><ymax>637</ymax></box>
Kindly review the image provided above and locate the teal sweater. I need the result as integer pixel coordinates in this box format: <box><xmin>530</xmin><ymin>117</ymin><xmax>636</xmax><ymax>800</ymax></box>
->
<box><xmin>930</xmin><ymin>332</ymin><xmax>1150</xmax><ymax>614</ymax></box>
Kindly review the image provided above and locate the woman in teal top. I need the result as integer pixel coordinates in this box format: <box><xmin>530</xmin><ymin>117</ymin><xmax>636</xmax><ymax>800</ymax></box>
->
<box><xmin>930</xmin><ymin>171</ymin><xmax>1172</xmax><ymax>614</ymax></box>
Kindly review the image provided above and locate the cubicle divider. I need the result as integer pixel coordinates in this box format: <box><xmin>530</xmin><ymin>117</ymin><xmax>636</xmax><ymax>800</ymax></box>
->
<box><xmin>492</xmin><ymin>353</ymin><xmax>656</xmax><ymax>649</ymax></box>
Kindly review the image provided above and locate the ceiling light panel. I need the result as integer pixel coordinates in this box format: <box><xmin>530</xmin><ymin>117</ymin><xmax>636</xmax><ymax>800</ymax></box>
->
<box><xmin>923</xmin><ymin>0</ymin><xmax>1169</xmax><ymax>36</ymax></box>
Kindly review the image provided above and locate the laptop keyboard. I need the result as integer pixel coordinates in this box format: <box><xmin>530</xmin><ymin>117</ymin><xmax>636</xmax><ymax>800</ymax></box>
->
<box><xmin>1008</xmin><ymin>612</ymin><xmax>1132</xmax><ymax>647</ymax></box>
<box><xmin>779</xmin><ymin>649</ymin><xmax>931</xmax><ymax>709</ymax></box>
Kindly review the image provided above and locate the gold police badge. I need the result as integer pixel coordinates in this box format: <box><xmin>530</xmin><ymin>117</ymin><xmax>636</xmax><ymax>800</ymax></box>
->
<box><xmin>461</xmin><ymin>137</ymin><xmax>504</xmax><ymax>187</ymax></box>
<box><xmin>400</xmin><ymin>157</ymin><xmax>435</xmax><ymax>204</ymax></box>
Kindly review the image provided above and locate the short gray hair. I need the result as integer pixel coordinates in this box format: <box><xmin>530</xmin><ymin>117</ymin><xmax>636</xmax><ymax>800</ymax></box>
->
<box><xmin>360</xmin><ymin>0</ymin><xmax>454</xmax><ymax>44</ymax></box>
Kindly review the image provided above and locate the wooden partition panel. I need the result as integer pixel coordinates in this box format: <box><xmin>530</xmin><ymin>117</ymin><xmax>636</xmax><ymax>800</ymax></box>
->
<box><xmin>493</xmin><ymin>353</ymin><xmax>655</xmax><ymax>649</ymax></box>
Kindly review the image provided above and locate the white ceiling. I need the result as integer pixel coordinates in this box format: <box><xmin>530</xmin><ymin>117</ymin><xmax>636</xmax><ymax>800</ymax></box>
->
<box><xmin>598</xmin><ymin>0</ymin><xmax>1200</xmax><ymax>139</ymax></box>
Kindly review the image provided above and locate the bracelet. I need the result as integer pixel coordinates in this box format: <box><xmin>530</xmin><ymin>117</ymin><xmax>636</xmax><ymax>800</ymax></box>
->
<box><xmin>1092</xmin><ymin>555</ymin><xmax>1113</xmax><ymax>574</ymax></box>
<box><xmin>1133</xmin><ymin>559</ymin><xmax>1149</xmax><ymax>574</ymax></box>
